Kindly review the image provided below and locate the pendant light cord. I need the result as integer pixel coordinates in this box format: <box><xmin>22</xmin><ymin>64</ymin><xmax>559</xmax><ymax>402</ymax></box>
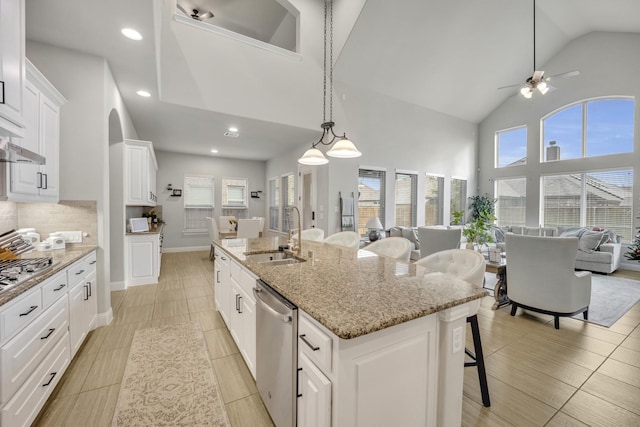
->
<box><xmin>532</xmin><ymin>0</ymin><xmax>536</xmax><ymax>71</ymax></box>
<box><xmin>322</xmin><ymin>0</ymin><xmax>334</xmax><ymax>124</ymax></box>
<box><xmin>329</xmin><ymin>0</ymin><xmax>334</xmax><ymax>123</ymax></box>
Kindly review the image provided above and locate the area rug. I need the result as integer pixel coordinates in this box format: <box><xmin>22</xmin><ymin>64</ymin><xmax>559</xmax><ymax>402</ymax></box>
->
<box><xmin>484</xmin><ymin>272</ymin><xmax>640</xmax><ymax>327</ymax></box>
<box><xmin>112</xmin><ymin>322</ymin><xmax>231</xmax><ymax>427</ymax></box>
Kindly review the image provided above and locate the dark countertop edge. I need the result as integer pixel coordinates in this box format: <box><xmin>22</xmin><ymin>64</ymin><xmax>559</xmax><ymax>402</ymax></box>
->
<box><xmin>125</xmin><ymin>224</ymin><xmax>164</xmax><ymax>235</ymax></box>
<box><xmin>0</xmin><ymin>246</ymin><xmax>98</xmax><ymax>308</ymax></box>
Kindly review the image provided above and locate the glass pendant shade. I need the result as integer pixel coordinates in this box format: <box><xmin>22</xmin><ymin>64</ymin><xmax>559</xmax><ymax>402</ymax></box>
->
<box><xmin>520</xmin><ymin>86</ymin><xmax>533</xmax><ymax>98</ymax></box>
<box><xmin>326</xmin><ymin>137</ymin><xmax>362</xmax><ymax>158</ymax></box>
<box><xmin>298</xmin><ymin>147</ymin><xmax>329</xmax><ymax>165</ymax></box>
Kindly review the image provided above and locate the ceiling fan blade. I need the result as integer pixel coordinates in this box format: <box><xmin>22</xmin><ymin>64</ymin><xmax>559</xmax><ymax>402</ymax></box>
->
<box><xmin>199</xmin><ymin>11</ymin><xmax>214</xmax><ymax>20</ymax></box>
<box><xmin>546</xmin><ymin>70</ymin><xmax>580</xmax><ymax>80</ymax></box>
<box><xmin>498</xmin><ymin>82</ymin><xmax>522</xmax><ymax>90</ymax></box>
<box><xmin>176</xmin><ymin>3</ymin><xmax>189</xmax><ymax>16</ymax></box>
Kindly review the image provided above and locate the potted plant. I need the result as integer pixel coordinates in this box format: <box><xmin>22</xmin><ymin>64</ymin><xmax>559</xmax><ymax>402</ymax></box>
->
<box><xmin>462</xmin><ymin>212</ymin><xmax>496</xmax><ymax>250</ymax></box>
<box><xmin>229</xmin><ymin>218</ymin><xmax>238</xmax><ymax>231</ymax></box>
<box><xmin>469</xmin><ymin>194</ymin><xmax>496</xmax><ymax>220</ymax></box>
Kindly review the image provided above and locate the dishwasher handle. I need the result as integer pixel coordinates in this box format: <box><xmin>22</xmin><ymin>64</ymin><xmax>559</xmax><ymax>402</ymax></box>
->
<box><xmin>253</xmin><ymin>287</ymin><xmax>292</xmax><ymax>323</ymax></box>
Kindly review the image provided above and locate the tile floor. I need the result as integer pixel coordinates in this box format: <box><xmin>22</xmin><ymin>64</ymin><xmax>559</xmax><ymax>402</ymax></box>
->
<box><xmin>33</xmin><ymin>251</ymin><xmax>640</xmax><ymax>426</ymax></box>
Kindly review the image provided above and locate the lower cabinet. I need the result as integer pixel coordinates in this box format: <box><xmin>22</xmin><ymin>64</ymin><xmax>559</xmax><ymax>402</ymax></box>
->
<box><xmin>214</xmin><ymin>247</ymin><xmax>256</xmax><ymax>378</ymax></box>
<box><xmin>125</xmin><ymin>233</ymin><xmax>160</xmax><ymax>286</ymax></box>
<box><xmin>298</xmin><ymin>353</ymin><xmax>331</xmax><ymax>427</ymax></box>
<box><xmin>0</xmin><ymin>250</ymin><xmax>97</xmax><ymax>427</ymax></box>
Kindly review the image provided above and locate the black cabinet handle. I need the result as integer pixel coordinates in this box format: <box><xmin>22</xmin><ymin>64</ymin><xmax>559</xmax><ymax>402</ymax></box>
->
<box><xmin>238</xmin><ymin>296</ymin><xmax>243</xmax><ymax>313</ymax></box>
<box><xmin>84</xmin><ymin>285</ymin><xmax>89</xmax><ymax>301</ymax></box>
<box><xmin>43</xmin><ymin>173</ymin><xmax>48</xmax><ymax>189</ymax></box>
<box><xmin>53</xmin><ymin>284</ymin><xmax>66</xmax><ymax>291</ymax></box>
<box><xmin>42</xmin><ymin>372</ymin><xmax>57</xmax><ymax>387</ymax></box>
<box><xmin>299</xmin><ymin>334</ymin><xmax>320</xmax><ymax>351</ymax></box>
<box><xmin>75</xmin><ymin>269</ymin><xmax>85</xmax><ymax>275</ymax></box>
<box><xmin>0</xmin><ymin>80</ymin><xmax>4</xmax><ymax>104</ymax></box>
<box><xmin>40</xmin><ymin>328</ymin><xmax>55</xmax><ymax>340</ymax></box>
<box><xmin>19</xmin><ymin>305</ymin><xmax>38</xmax><ymax>317</ymax></box>
<box><xmin>216</xmin><ymin>271</ymin><xmax>220</xmax><ymax>283</ymax></box>
<box><xmin>87</xmin><ymin>281</ymin><xmax>92</xmax><ymax>297</ymax></box>
<box><xmin>235</xmin><ymin>294</ymin><xmax>240</xmax><ymax>311</ymax></box>
<box><xmin>89</xmin><ymin>260</ymin><xmax>97</xmax><ymax>265</ymax></box>
<box><xmin>37</xmin><ymin>172</ymin><xmax>43</xmax><ymax>189</ymax></box>
<box><xmin>297</xmin><ymin>367</ymin><xmax>303</xmax><ymax>398</ymax></box>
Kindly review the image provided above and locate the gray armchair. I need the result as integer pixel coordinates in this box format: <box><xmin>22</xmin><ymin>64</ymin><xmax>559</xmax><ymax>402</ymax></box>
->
<box><xmin>506</xmin><ymin>234</ymin><xmax>591</xmax><ymax>329</ymax></box>
<box><xmin>417</xmin><ymin>227</ymin><xmax>461</xmax><ymax>259</ymax></box>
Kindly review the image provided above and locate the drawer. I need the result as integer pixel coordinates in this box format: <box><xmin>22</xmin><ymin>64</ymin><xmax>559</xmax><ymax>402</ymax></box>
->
<box><xmin>299</xmin><ymin>313</ymin><xmax>333</xmax><ymax>374</ymax></box>
<box><xmin>84</xmin><ymin>251</ymin><xmax>97</xmax><ymax>272</ymax></box>
<box><xmin>0</xmin><ymin>331</ymin><xmax>70</xmax><ymax>427</ymax></box>
<box><xmin>41</xmin><ymin>270</ymin><xmax>68</xmax><ymax>309</ymax></box>
<box><xmin>67</xmin><ymin>258</ymin><xmax>88</xmax><ymax>289</ymax></box>
<box><xmin>1</xmin><ymin>290</ymin><xmax>43</xmax><ymax>345</ymax></box>
<box><xmin>239</xmin><ymin>268</ymin><xmax>257</xmax><ymax>300</ymax></box>
<box><xmin>0</xmin><ymin>297</ymin><xmax>69</xmax><ymax>403</ymax></box>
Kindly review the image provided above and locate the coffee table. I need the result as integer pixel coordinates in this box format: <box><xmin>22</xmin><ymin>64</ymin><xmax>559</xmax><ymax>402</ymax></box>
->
<box><xmin>485</xmin><ymin>260</ymin><xmax>509</xmax><ymax>310</ymax></box>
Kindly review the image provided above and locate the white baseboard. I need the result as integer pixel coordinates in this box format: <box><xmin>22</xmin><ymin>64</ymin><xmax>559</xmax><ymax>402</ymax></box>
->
<box><xmin>95</xmin><ymin>308</ymin><xmax>113</xmax><ymax>327</ymax></box>
<box><xmin>111</xmin><ymin>280</ymin><xmax>125</xmax><ymax>291</ymax></box>
<box><xmin>620</xmin><ymin>261</ymin><xmax>640</xmax><ymax>272</ymax></box>
<box><xmin>162</xmin><ymin>246</ymin><xmax>209</xmax><ymax>253</ymax></box>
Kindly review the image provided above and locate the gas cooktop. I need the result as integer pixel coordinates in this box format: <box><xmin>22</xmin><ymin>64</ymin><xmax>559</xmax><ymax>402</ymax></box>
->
<box><xmin>0</xmin><ymin>257</ymin><xmax>55</xmax><ymax>294</ymax></box>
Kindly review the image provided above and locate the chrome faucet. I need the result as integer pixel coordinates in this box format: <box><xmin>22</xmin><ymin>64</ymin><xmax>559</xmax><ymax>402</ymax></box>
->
<box><xmin>287</xmin><ymin>206</ymin><xmax>302</xmax><ymax>256</ymax></box>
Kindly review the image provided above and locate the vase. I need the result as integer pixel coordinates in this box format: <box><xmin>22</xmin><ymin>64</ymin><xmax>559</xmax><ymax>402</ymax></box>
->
<box><xmin>466</xmin><ymin>242</ymin><xmax>474</xmax><ymax>250</ymax></box>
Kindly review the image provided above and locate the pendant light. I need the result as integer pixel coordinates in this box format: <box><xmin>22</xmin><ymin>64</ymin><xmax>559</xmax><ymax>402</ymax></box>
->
<box><xmin>298</xmin><ymin>0</ymin><xmax>361</xmax><ymax>165</ymax></box>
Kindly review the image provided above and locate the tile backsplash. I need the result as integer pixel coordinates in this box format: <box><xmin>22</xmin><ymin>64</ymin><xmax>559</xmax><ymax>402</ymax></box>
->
<box><xmin>0</xmin><ymin>202</ymin><xmax>18</xmax><ymax>235</ymax></box>
<box><xmin>17</xmin><ymin>200</ymin><xmax>98</xmax><ymax>246</ymax></box>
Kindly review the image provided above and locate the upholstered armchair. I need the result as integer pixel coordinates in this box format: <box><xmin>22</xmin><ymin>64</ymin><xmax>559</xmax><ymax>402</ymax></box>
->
<box><xmin>417</xmin><ymin>227</ymin><xmax>462</xmax><ymax>259</ymax></box>
<box><xmin>505</xmin><ymin>234</ymin><xmax>591</xmax><ymax>329</ymax></box>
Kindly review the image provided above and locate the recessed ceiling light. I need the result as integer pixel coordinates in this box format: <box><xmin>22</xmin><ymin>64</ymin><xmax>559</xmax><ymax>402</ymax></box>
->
<box><xmin>121</xmin><ymin>28</ymin><xmax>143</xmax><ymax>41</ymax></box>
<box><xmin>210</xmin><ymin>149</ymin><xmax>219</xmax><ymax>153</ymax></box>
<box><xmin>136</xmin><ymin>90</ymin><xmax>151</xmax><ymax>97</ymax></box>
<box><xmin>228</xmin><ymin>127</ymin><xmax>238</xmax><ymax>133</ymax></box>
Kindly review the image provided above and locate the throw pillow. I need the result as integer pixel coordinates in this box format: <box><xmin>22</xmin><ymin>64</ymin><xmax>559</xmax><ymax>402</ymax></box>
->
<box><xmin>578</xmin><ymin>231</ymin><xmax>607</xmax><ymax>253</ymax></box>
<box><xmin>389</xmin><ymin>227</ymin><xmax>402</xmax><ymax>238</ymax></box>
<box><xmin>401</xmin><ymin>227</ymin><xmax>420</xmax><ymax>250</ymax></box>
<box><xmin>559</xmin><ymin>227</ymin><xmax>587</xmax><ymax>238</ymax></box>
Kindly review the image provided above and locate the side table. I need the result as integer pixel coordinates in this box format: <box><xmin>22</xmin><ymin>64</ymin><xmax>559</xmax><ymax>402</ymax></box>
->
<box><xmin>485</xmin><ymin>261</ymin><xmax>509</xmax><ymax>310</ymax></box>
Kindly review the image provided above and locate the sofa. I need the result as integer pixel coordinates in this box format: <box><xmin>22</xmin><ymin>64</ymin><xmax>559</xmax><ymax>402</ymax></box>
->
<box><xmin>493</xmin><ymin>225</ymin><xmax>622</xmax><ymax>274</ymax></box>
<box><xmin>386</xmin><ymin>226</ymin><xmax>421</xmax><ymax>261</ymax></box>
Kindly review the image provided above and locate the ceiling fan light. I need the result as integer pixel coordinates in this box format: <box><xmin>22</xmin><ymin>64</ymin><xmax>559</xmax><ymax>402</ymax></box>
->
<box><xmin>538</xmin><ymin>83</ymin><xmax>549</xmax><ymax>94</ymax></box>
<box><xmin>327</xmin><ymin>137</ymin><xmax>362</xmax><ymax>158</ymax></box>
<box><xmin>298</xmin><ymin>148</ymin><xmax>329</xmax><ymax>165</ymax></box>
<box><xmin>520</xmin><ymin>87</ymin><xmax>532</xmax><ymax>98</ymax></box>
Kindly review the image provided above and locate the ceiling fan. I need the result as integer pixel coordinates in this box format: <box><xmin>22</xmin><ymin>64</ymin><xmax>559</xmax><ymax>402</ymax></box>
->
<box><xmin>498</xmin><ymin>0</ymin><xmax>579</xmax><ymax>99</ymax></box>
<box><xmin>177</xmin><ymin>3</ymin><xmax>214</xmax><ymax>21</ymax></box>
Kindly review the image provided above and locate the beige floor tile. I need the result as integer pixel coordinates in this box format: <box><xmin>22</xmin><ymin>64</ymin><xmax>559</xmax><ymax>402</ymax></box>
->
<box><xmin>185</xmin><ymin>285</ymin><xmax>214</xmax><ymax>299</ymax></box>
<box><xmin>205</xmin><ymin>327</ymin><xmax>240</xmax><ymax>359</ymax></box>
<box><xmin>50</xmin><ymin>351</ymin><xmax>97</xmax><ymax>398</ymax></box>
<box><xmin>507</xmin><ymin>333</ymin><xmax>606</xmax><ymax>371</ymax></box>
<box><xmin>68</xmin><ymin>384</ymin><xmax>120</xmax><ymax>427</ymax></box>
<box><xmin>191</xmin><ymin>309</ymin><xmax>226</xmax><ymax>331</ymax></box>
<box><xmin>622</xmin><ymin>335</ymin><xmax>640</xmax><ymax>352</ymax></box>
<box><xmin>155</xmin><ymin>288</ymin><xmax>186</xmax><ymax>302</ymax></box>
<box><xmin>609</xmin><ymin>346</ymin><xmax>640</xmax><ymax>369</ymax></box>
<box><xmin>100</xmin><ymin>322</ymin><xmax>151</xmax><ymax>351</ymax></box>
<box><xmin>226</xmin><ymin>393</ymin><xmax>274</xmax><ymax>427</ymax></box>
<box><xmin>120</xmin><ymin>291</ymin><xmax>157</xmax><ymax>308</ymax></box>
<box><xmin>79</xmin><ymin>326</ymin><xmax>108</xmax><ymax>355</ymax></box>
<box><xmin>110</xmin><ymin>290</ymin><xmax>126</xmax><ymax>312</ymax></box>
<box><xmin>562</xmin><ymin>389</ymin><xmax>640</xmax><ymax>426</ymax></box>
<box><xmin>32</xmin><ymin>394</ymin><xmax>78</xmax><ymax>427</ymax></box>
<box><xmin>529</xmin><ymin>326</ymin><xmax>618</xmax><ymax>357</ymax></box>
<box><xmin>597</xmin><ymin>358</ymin><xmax>640</xmax><ymax>388</ymax></box>
<box><xmin>546</xmin><ymin>411</ymin><xmax>590</xmax><ymax>427</ymax></box>
<box><xmin>152</xmin><ymin>299</ymin><xmax>190</xmax><ymax>319</ymax></box>
<box><xmin>582</xmin><ymin>371</ymin><xmax>640</xmax><ymax>415</ymax></box>
<box><xmin>213</xmin><ymin>353</ymin><xmax>258</xmax><ymax>404</ymax></box>
<box><xmin>461</xmin><ymin>395</ymin><xmax>516</xmax><ymax>427</ymax></box>
<box><xmin>157</xmin><ymin>280</ymin><xmax>183</xmax><ymax>291</ymax></box>
<box><xmin>82</xmin><ymin>347</ymin><xmax>129</xmax><ymax>391</ymax></box>
<box><xmin>113</xmin><ymin>304</ymin><xmax>154</xmax><ymax>325</ymax></box>
<box><xmin>151</xmin><ymin>314</ymin><xmax>191</xmax><ymax>327</ymax></box>
<box><xmin>125</xmin><ymin>284</ymin><xmax>157</xmax><ymax>295</ymax></box>
<box><xmin>188</xmin><ymin>295</ymin><xmax>216</xmax><ymax>313</ymax></box>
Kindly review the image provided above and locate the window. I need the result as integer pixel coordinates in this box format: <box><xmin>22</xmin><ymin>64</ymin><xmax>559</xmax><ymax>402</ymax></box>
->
<box><xmin>269</xmin><ymin>177</ymin><xmax>280</xmax><ymax>231</ymax></box>
<box><xmin>541</xmin><ymin>169</ymin><xmax>633</xmax><ymax>241</ymax></box>
<box><xmin>494</xmin><ymin>177</ymin><xmax>526</xmax><ymax>227</ymax></box>
<box><xmin>542</xmin><ymin>98</ymin><xmax>634</xmax><ymax>162</ymax></box>
<box><xmin>281</xmin><ymin>174</ymin><xmax>295</xmax><ymax>232</ymax></box>
<box><xmin>425</xmin><ymin>174</ymin><xmax>444</xmax><ymax>226</ymax></box>
<box><xmin>496</xmin><ymin>126</ymin><xmax>527</xmax><ymax>167</ymax></box>
<box><xmin>450</xmin><ymin>178</ymin><xmax>467</xmax><ymax>223</ymax></box>
<box><xmin>395</xmin><ymin>172</ymin><xmax>417</xmax><ymax>227</ymax></box>
<box><xmin>183</xmin><ymin>175</ymin><xmax>214</xmax><ymax>232</ymax></box>
<box><xmin>358</xmin><ymin>169</ymin><xmax>386</xmax><ymax>236</ymax></box>
<box><xmin>221</xmin><ymin>178</ymin><xmax>247</xmax><ymax>217</ymax></box>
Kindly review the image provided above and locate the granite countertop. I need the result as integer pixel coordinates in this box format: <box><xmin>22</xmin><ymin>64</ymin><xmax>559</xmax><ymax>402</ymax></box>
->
<box><xmin>216</xmin><ymin>237</ymin><xmax>488</xmax><ymax>339</ymax></box>
<box><xmin>126</xmin><ymin>223</ymin><xmax>164</xmax><ymax>236</ymax></box>
<box><xmin>0</xmin><ymin>246</ymin><xmax>97</xmax><ymax>307</ymax></box>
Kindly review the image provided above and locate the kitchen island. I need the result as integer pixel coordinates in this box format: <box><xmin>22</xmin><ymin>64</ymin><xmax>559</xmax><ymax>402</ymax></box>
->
<box><xmin>215</xmin><ymin>237</ymin><xmax>487</xmax><ymax>427</ymax></box>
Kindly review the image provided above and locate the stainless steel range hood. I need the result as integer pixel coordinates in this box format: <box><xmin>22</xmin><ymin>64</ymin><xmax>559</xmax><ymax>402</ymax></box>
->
<box><xmin>0</xmin><ymin>139</ymin><xmax>45</xmax><ymax>165</ymax></box>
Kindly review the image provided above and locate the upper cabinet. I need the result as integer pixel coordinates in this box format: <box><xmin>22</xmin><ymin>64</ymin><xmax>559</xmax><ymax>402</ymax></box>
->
<box><xmin>0</xmin><ymin>60</ymin><xmax>66</xmax><ymax>203</ymax></box>
<box><xmin>0</xmin><ymin>0</ymin><xmax>26</xmax><ymax>137</ymax></box>
<box><xmin>124</xmin><ymin>139</ymin><xmax>157</xmax><ymax>206</ymax></box>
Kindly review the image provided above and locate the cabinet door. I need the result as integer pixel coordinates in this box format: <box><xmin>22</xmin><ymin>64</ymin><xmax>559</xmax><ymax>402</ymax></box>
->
<box><xmin>125</xmin><ymin>236</ymin><xmax>159</xmax><ymax>285</ymax></box>
<box><xmin>146</xmin><ymin>148</ymin><xmax>156</xmax><ymax>205</ymax></box>
<box><xmin>125</xmin><ymin>144</ymin><xmax>148</xmax><ymax>205</ymax></box>
<box><xmin>298</xmin><ymin>353</ymin><xmax>331</xmax><ymax>427</ymax></box>
<box><xmin>9</xmin><ymin>80</ymin><xmax>39</xmax><ymax>196</ymax></box>
<box><xmin>68</xmin><ymin>282</ymin><xmax>88</xmax><ymax>357</ymax></box>
<box><xmin>217</xmin><ymin>254</ymin><xmax>230</xmax><ymax>325</ymax></box>
<box><xmin>239</xmin><ymin>290</ymin><xmax>256</xmax><ymax>378</ymax></box>
<box><xmin>0</xmin><ymin>0</ymin><xmax>25</xmax><ymax>133</ymax></box>
<box><xmin>229</xmin><ymin>281</ymin><xmax>242</xmax><ymax>346</ymax></box>
<box><xmin>38</xmin><ymin>95</ymin><xmax>60</xmax><ymax>199</ymax></box>
<box><xmin>85</xmin><ymin>270</ymin><xmax>97</xmax><ymax>331</ymax></box>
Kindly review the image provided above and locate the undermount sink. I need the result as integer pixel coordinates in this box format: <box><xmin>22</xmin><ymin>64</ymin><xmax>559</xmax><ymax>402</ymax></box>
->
<box><xmin>244</xmin><ymin>251</ymin><xmax>305</xmax><ymax>265</ymax></box>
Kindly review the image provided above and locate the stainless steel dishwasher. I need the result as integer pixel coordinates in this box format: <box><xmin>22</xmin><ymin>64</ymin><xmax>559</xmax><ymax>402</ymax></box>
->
<box><xmin>253</xmin><ymin>280</ymin><xmax>298</xmax><ymax>427</ymax></box>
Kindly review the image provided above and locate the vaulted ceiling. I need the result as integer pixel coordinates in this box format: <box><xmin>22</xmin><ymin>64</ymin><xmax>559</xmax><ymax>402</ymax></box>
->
<box><xmin>25</xmin><ymin>0</ymin><xmax>640</xmax><ymax>160</ymax></box>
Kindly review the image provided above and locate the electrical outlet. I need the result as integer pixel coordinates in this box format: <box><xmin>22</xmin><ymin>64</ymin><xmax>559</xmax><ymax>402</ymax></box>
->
<box><xmin>452</xmin><ymin>326</ymin><xmax>463</xmax><ymax>353</ymax></box>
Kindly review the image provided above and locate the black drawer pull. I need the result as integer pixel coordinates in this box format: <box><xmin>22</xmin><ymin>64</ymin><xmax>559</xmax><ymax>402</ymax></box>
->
<box><xmin>84</xmin><ymin>285</ymin><xmax>89</xmax><ymax>301</ymax></box>
<box><xmin>53</xmin><ymin>284</ymin><xmax>66</xmax><ymax>291</ymax></box>
<box><xmin>75</xmin><ymin>269</ymin><xmax>85</xmax><ymax>275</ymax></box>
<box><xmin>89</xmin><ymin>260</ymin><xmax>97</xmax><ymax>265</ymax></box>
<box><xmin>42</xmin><ymin>372</ymin><xmax>57</xmax><ymax>387</ymax></box>
<box><xmin>0</xmin><ymin>80</ymin><xmax>4</xmax><ymax>104</ymax></box>
<box><xmin>19</xmin><ymin>305</ymin><xmax>38</xmax><ymax>317</ymax></box>
<box><xmin>40</xmin><ymin>328</ymin><xmax>55</xmax><ymax>340</ymax></box>
<box><xmin>87</xmin><ymin>281</ymin><xmax>92</xmax><ymax>297</ymax></box>
<box><xmin>299</xmin><ymin>334</ymin><xmax>320</xmax><ymax>351</ymax></box>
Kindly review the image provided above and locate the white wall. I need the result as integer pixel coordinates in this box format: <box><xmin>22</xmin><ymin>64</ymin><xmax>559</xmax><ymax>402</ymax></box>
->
<box><xmin>155</xmin><ymin>150</ymin><xmax>266</xmax><ymax>250</ymax></box>
<box><xmin>26</xmin><ymin>41</ymin><xmax>139</xmax><ymax>318</ymax></box>
<box><xmin>478</xmin><ymin>32</ymin><xmax>640</xmax><ymax>268</ymax></box>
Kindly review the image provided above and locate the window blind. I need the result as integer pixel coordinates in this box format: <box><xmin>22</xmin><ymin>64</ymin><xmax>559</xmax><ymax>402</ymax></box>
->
<box><xmin>184</xmin><ymin>175</ymin><xmax>214</xmax><ymax>231</ymax></box>
<box><xmin>395</xmin><ymin>173</ymin><xmax>417</xmax><ymax>227</ymax></box>
<box><xmin>450</xmin><ymin>178</ymin><xmax>467</xmax><ymax>222</ymax></box>
<box><xmin>222</xmin><ymin>178</ymin><xmax>247</xmax><ymax>208</ymax></box>
<box><xmin>269</xmin><ymin>178</ymin><xmax>280</xmax><ymax>230</ymax></box>
<box><xmin>495</xmin><ymin>177</ymin><xmax>526</xmax><ymax>227</ymax></box>
<box><xmin>425</xmin><ymin>175</ymin><xmax>444</xmax><ymax>226</ymax></box>
<box><xmin>358</xmin><ymin>169</ymin><xmax>386</xmax><ymax>235</ymax></box>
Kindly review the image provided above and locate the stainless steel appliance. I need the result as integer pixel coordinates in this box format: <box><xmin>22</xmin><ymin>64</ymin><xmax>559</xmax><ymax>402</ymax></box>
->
<box><xmin>0</xmin><ymin>257</ymin><xmax>55</xmax><ymax>294</ymax></box>
<box><xmin>253</xmin><ymin>280</ymin><xmax>298</xmax><ymax>427</ymax></box>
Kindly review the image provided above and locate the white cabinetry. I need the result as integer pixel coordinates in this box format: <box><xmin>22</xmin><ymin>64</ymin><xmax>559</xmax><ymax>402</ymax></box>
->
<box><xmin>298</xmin><ymin>353</ymin><xmax>331</xmax><ymax>427</ymax></box>
<box><xmin>0</xmin><ymin>0</ymin><xmax>26</xmax><ymax>137</ymax></box>
<box><xmin>124</xmin><ymin>139</ymin><xmax>157</xmax><ymax>206</ymax></box>
<box><xmin>125</xmin><ymin>233</ymin><xmax>161</xmax><ymax>287</ymax></box>
<box><xmin>68</xmin><ymin>251</ymin><xmax>98</xmax><ymax>357</ymax></box>
<box><xmin>214</xmin><ymin>246</ymin><xmax>256</xmax><ymax>378</ymax></box>
<box><xmin>0</xmin><ymin>250</ymin><xmax>96</xmax><ymax>427</ymax></box>
<box><xmin>3</xmin><ymin>60</ymin><xmax>65</xmax><ymax>203</ymax></box>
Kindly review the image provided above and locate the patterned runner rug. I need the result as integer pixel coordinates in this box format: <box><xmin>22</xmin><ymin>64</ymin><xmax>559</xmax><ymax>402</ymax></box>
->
<box><xmin>112</xmin><ymin>322</ymin><xmax>231</xmax><ymax>426</ymax></box>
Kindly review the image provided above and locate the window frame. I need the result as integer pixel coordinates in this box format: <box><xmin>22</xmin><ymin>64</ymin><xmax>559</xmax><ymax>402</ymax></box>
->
<box><xmin>183</xmin><ymin>174</ymin><xmax>215</xmax><ymax>233</ymax></box>
<box><xmin>450</xmin><ymin>177</ymin><xmax>467</xmax><ymax>223</ymax></box>
<box><xmin>424</xmin><ymin>174</ymin><xmax>444</xmax><ymax>226</ymax></box>
<box><xmin>394</xmin><ymin>171</ymin><xmax>418</xmax><ymax>228</ymax></box>
<box><xmin>358</xmin><ymin>168</ymin><xmax>386</xmax><ymax>236</ymax></box>
<box><xmin>495</xmin><ymin>125</ymin><xmax>527</xmax><ymax>168</ymax></box>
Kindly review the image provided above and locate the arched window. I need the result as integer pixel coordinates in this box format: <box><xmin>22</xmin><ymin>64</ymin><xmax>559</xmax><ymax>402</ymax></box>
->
<box><xmin>542</xmin><ymin>98</ymin><xmax>634</xmax><ymax>162</ymax></box>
